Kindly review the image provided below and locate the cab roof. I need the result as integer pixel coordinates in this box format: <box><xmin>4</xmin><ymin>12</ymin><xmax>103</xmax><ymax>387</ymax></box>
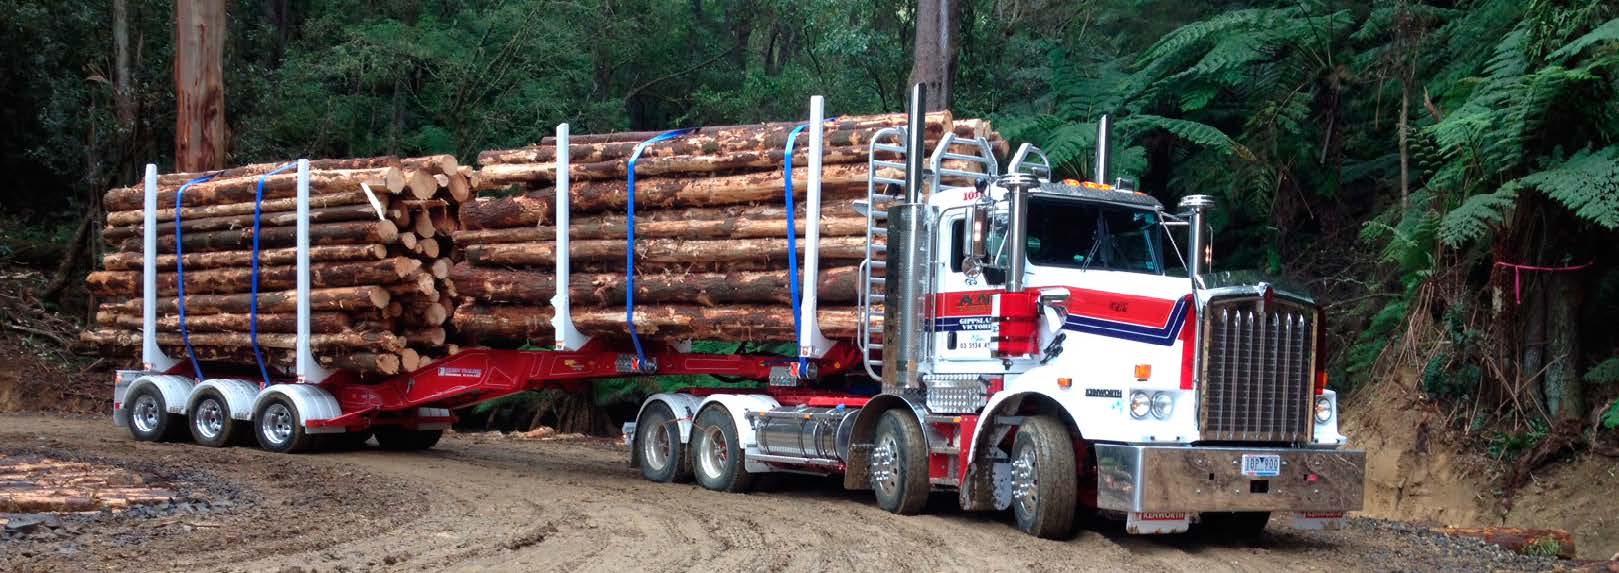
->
<box><xmin>1031</xmin><ymin>180</ymin><xmax>1164</xmax><ymax>210</ymax></box>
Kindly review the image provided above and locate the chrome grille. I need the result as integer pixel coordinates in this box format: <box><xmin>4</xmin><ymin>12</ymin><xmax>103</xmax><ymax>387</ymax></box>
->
<box><xmin>1199</xmin><ymin>297</ymin><xmax>1316</xmax><ymax>443</ymax></box>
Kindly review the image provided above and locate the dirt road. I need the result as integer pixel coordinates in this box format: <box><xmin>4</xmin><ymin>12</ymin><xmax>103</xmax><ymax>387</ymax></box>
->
<box><xmin>0</xmin><ymin>414</ymin><xmax>1558</xmax><ymax>572</ymax></box>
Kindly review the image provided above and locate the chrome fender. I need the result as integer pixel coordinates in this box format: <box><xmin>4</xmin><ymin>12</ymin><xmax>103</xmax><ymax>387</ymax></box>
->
<box><xmin>634</xmin><ymin>393</ymin><xmax>704</xmax><ymax>443</ymax></box>
<box><xmin>695</xmin><ymin>394</ymin><xmax>781</xmax><ymax>473</ymax></box>
<box><xmin>188</xmin><ymin>379</ymin><xmax>261</xmax><ymax>421</ymax></box>
<box><xmin>125</xmin><ymin>375</ymin><xmax>197</xmax><ymax>416</ymax></box>
<box><xmin>253</xmin><ymin>384</ymin><xmax>343</xmax><ymax>433</ymax></box>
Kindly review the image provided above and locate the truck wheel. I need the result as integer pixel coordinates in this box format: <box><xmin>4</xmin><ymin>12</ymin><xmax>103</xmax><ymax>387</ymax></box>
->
<box><xmin>128</xmin><ymin>385</ymin><xmax>188</xmax><ymax>442</ymax></box>
<box><xmin>691</xmin><ymin>406</ymin><xmax>753</xmax><ymax>493</ymax></box>
<box><xmin>375</xmin><ymin>428</ymin><xmax>442</xmax><ymax>451</ymax></box>
<box><xmin>1010</xmin><ymin>415</ymin><xmax>1076</xmax><ymax>538</ymax></box>
<box><xmin>871</xmin><ymin>409</ymin><xmax>929</xmax><ymax>515</ymax></box>
<box><xmin>1200</xmin><ymin>512</ymin><xmax>1270</xmax><ymax>539</ymax></box>
<box><xmin>188</xmin><ymin>390</ymin><xmax>243</xmax><ymax>447</ymax></box>
<box><xmin>635</xmin><ymin>402</ymin><xmax>692</xmax><ymax>483</ymax></box>
<box><xmin>254</xmin><ymin>395</ymin><xmax>315</xmax><ymax>453</ymax></box>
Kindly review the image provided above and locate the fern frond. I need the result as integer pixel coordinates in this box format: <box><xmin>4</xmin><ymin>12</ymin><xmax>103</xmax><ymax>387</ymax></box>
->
<box><xmin>1118</xmin><ymin>115</ymin><xmax>1254</xmax><ymax>160</ymax></box>
<box><xmin>1438</xmin><ymin>184</ymin><xmax>1520</xmax><ymax>247</ymax></box>
<box><xmin>1548</xmin><ymin>17</ymin><xmax>1619</xmax><ymax>62</ymax></box>
<box><xmin>1513</xmin><ymin>146</ymin><xmax>1619</xmax><ymax>229</ymax></box>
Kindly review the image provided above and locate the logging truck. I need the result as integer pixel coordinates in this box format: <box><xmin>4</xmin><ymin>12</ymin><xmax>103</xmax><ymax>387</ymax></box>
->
<box><xmin>111</xmin><ymin>85</ymin><xmax>1364</xmax><ymax>539</ymax></box>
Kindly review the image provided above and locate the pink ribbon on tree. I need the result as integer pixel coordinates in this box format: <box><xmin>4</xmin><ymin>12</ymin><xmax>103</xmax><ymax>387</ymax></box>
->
<box><xmin>1494</xmin><ymin>260</ymin><xmax>1593</xmax><ymax>304</ymax></box>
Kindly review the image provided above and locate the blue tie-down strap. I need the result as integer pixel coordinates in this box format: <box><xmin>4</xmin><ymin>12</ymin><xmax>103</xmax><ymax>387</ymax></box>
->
<box><xmin>625</xmin><ymin>128</ymin><xmax>697</xmax><ymax>371</ymax></box>
<box><xmin>782</xmin><ymin>117</ymin><xmax>835</xmax><ymax>374</ymax></box>
<box><xmin>174</xmin><ymin>173</ymin><xmax>220</xmax><ymax>379</ymax></box>
<box><xmin>249</xmin><ymin>163</ymin><xmax>297</xmax><ymax>388</ymax></box>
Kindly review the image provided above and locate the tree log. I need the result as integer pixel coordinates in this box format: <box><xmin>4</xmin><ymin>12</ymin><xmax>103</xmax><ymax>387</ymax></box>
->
<box><xmin>462</xmin><ymin>237</ymin><xmax>866</xmax><ymax>266</ymax></box>
<box><xmin>451</xmin><ymin>303</ymin><xmax>858</xmax><ymax>343</ymax></box>
<box><xmin>103</xmin><ymin>167</ymin><xmax>403</xmax><ymax>211</ymax></box>
<box><xmin>80</xmin><ymin>328</ymin><xmax>403</xmax><ymax>351</ymax></box>
<box><xmin>100</xmin><ymin>311</ymin><xmax>353</xmax><ymax>333</ymax></box>
<box><xmin>450</xmin><ymin>263</ymin><xmax>860</xmax><ymax>306</ymax></box>
<box><xmin>477</xmin><ymin>144</ymin><xmax>878</xmax><ymax>185</ymax></box>
<box><xmin>150</xmin><ymin>157</ymin><xmax>403</xmax><ymax>187</ymax></box>
<box><xmin>405</xmin><ymin>328</ymin><xmax>446</xmax><ymax>346</ymax></box>
<box><xmin>103</xmin><ymin>286</ymin><xmax>390</xmax><ymax>315</ymax></box>
<box><xmin>105</xmin><ymin>191</ymin><xmax>380</xmax><ymax>227</ymax></box>
<box><xmin>482</xmin><ymin>123</ymin><xmax>944</xmax><ymax>165</ymax></box>
<box><xmin>102</xmin><ymin>244</ymin><xmax>387</xmax><ymax>271</ymax></box>
<box><xmin>116</xmin><ymin>220</ymin><xmax>397</xmax><ymax>253</ymax></box>
<box><xmin>528</xmin><ymin>112</ymin><xmax>950</xmax><ymax>146</ymax></box>
<box><xmin>452</xmin><ymin>203</ymin><xmax>865</xmax><ymax>245</ymax></box>
<box><xmin>103</xmin><ymin>203</ymin><xmax>388</xmax><ymax>242</ymax></box>
<box><xmin>86</xmin><ymin>258</ymin><xmax>421</xmax><ymax>296</ymax></box>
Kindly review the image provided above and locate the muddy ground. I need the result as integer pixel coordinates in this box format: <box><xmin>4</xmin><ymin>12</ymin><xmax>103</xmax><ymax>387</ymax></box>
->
<box><xmin>0</xmin><ymin>414</ymin><xmax>1569</xmax><ymax>573</ymax></box>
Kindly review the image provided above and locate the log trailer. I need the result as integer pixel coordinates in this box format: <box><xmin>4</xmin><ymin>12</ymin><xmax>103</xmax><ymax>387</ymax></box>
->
<box><xmin>112</xmin><ymin>85</ymin><xmax>1364</xmax><ymax>538</ymax></box>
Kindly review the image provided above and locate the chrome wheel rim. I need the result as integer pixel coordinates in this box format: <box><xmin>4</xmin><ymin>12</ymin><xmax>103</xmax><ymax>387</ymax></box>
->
<box><xmin>871</xmin><ymin>434</ymin><xmax>899</xmax><ymax>496</ymax></box>
<box><xmin>643</xmin><ymin>420</ymin><xmax>671</xmax><ymax>470</ymax></box>
<box><xmin>132</xmin><ymin>394</ymin><xmax>161</xmax><ymax>433</ymax></box>
<box><xmin>261</xmin><ymin>403</ymin><xmax>295</xmax><ymax>446</ymax></box>
<box><xmin>698</xmin><ymin>425</ymin><xmax>728</xmax><ymax>479</ymax></box>
<box><xmin>194</xmin><ymin>398</ymin><xmax>225</xmax><ymax>440</ymax></box>
<box><xmin>1011</xmin><ymin>444</ymin><xmax>1038</xmax><ymax>517</ymax></box>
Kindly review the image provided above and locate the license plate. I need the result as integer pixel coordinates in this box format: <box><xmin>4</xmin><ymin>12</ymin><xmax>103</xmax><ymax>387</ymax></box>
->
<box><xmin>1241</xmin><ymin>454</ymin><xmax>1281</xmax><ymax>478</ymax></box>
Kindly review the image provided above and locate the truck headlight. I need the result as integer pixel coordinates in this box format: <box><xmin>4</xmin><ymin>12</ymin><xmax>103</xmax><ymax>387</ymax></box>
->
<box><xmin>1150</xmin><ymin>392</ymin><xmax>1173</xmax><ymax>419</ymax></box>
<box><xmin>1314</xmin><ymin>396</ymin><xmax>1333</xmax><ymax>423</ymax></box>
<box><xmin>1129</xmin><ymin>391</ymin><xmax>1150</xmax><ymax>419</ymax></box>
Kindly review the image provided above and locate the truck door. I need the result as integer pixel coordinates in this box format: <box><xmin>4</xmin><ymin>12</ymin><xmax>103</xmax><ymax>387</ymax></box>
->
<box><xmin>932</xmin><ymin>211</ymin><xmax>999</xmax><ymax>364</ymax></box>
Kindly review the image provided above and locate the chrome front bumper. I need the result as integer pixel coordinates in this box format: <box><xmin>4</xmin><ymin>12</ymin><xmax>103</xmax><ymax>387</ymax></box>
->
<box><xmin>1094</xmin><ymin>444</ymin><xmax>1364</xmax><ymax>513</ymax></box>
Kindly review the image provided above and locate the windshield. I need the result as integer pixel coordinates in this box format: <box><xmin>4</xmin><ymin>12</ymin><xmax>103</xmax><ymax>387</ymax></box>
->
<box><xmin>1020</xmin><ymin>196</ymin><xmax>1164</xmax><ymax>274</ymax></box>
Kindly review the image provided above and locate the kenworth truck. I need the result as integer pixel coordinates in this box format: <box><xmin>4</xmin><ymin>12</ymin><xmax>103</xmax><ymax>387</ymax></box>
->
<box><xmin>113</xmin><ymin>85</ymin><xmax>1364</xmax><ymax>539</ymax></box>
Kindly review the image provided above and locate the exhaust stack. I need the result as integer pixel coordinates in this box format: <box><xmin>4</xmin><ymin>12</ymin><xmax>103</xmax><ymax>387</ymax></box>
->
<box><xmin>881</xmin><ymin>84</ymin><xmax>933</xmax><ymax>392</ymax></box>
<box><xmin>1094</xmin><ymin>115</ymin><xmax>1110</xmax><ymax>185</ymax></box>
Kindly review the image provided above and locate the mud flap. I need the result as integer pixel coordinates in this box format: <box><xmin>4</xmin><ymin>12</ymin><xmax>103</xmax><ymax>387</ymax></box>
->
<box><xmin>1126</xmin><ymin>512</ymin><xmax>1190</xmax><ymax>535</ymax></box>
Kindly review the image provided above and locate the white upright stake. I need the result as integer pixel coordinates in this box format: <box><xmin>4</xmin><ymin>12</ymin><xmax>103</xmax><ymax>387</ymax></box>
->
<box><xmin>551</xmin><ymin>123</ymin><xmax>589</xmax><ymax>350</ymax></box>
<box><xmin>799</xmin><ymin>96</ymin><xmax>833</xmax><ymax>360</ymax></box>
<box><xmin>141</xmin><ymin>164</ymin><xmax>178</xmax><ymax>372</ymax></box>
<box><xmin>294</xmin><ymin>159</ymin><xmax>333</xmax><ymax>382</ymax></box>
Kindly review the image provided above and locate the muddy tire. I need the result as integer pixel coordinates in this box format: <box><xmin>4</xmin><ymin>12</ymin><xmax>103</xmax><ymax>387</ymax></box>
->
<box><xmin>188</xmin><ymin>390</ymin><xmax>243</xmax><ymax>447</ymax></box>
<box><xmin>1011</xmin><ymin>415</ymin><xmax>1076</xmax><ymax>539</ymax></box>
<box><xmin>127</xmin><ymin>385</ymin><xmax>188</xmax><ymax>442</ymax></box>
<box><xmin>1200</xmin><ymin>512</ymin><xmax>1270</xmax><ymax>540</ymax></box>
<box><xmin>691</xmin><ymin>406</ymin><xmax>753</xmax><ymax>493</ymax></box>
<box><xmin>635</xmin><ymin>402</ymin><xmax>692</xmax><ymax>483</ymax></box>
<box><xmin>871</xmin><ymin>409</ymin><xmax>929</xmax><ymax>515</ymax></box>
<box><xmin>375</xmin><ymin>428</ymin><xmax>442</xmax><ymax>451</ymax></box>
<box><xmin>254</xmin><ymin>394</ymin><xmax>315</xmax><ymax>453</ymax></box>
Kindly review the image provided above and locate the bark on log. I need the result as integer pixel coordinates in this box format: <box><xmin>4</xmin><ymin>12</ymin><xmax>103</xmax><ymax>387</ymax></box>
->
<box><xmin>105</xmin><ymin>191</ymin><xmax>380</xmax><ymax>227</ymax></box>
<box><xmin>79</xmin><ymin>328</ymin><xmax>403</xmax><ymax>351</ymax></box>
<box><xmin>450</xmin><ymin>263</ymin><xmax>860</xmax><ymax>306</ymax></box>
<box><xmin>405</xmin><ymin>328</ymin><xmax>446</xmax><ymax>346</ymax></box>
<box><xmin>463</xmin><ymin>237</ymin><xmax>867</xmax><ymax>266</ymax></box>
<box><xmin>103</xmin><ymin>203</ymin><xmax>388</xmax><ymax>242</ymax></box>
<box><xmin>150</xmin><ymin>156</ymin><xmax>403</xmax><ymax>187</ymax></box>
<box><xmin>86</xmin><ymin>258</ymin><xmax>421</xmax><ymax>296</ymax></box>
<box><xmin>452</xmin><ymin>203</ymin><xmax>865</xmax><ymax>245</ymax></box>
<box><xmin>103</xmin><ymin>286</ymin><xmax>390</xmax><ymax>315</ymax></box>
<box><xmin>481</xmin><ymin>123</ymin><xmax>944</xmax><ymax>165</ymax></box>
<box><xmin>117</xmin><ymin>220</ymin><xmax>397</xmax><ymax>253</ymax></box>
<box><xmin>1433</xmin><ymin>528</ymin><xmax>1576</xmax><ymax>559</ymax></box>
<box><xmin>477</xmin><ymin>144</ymin><xmax>877</xmax><ymax>185</ymax></box>
<box><xmin>461</xmin><ymin>163</ymin><xmax>877</xmax><ymax>228</ymax></box>
<box><xmin>101</xmin><ymin>311</ymin><xmax>353</xmax><ymax>333</ymax></box>
<box><xmin>528</xmin><ymin>112</ymin><xmax>950</xmax><ymax>146</ymax></box>
<box><xmin>451</xmin><ymin>303</ymin><xmax>858</xmax><ymax>343</ymax></box>
<box><xmin>102</xmin><ymin>244</ymin><xmax>387</xmax><ymax>271</ymax></box>
<box><xmin>103</xmin><ymin>167</ymin><xmax>403</xmax><ymax>211</ymax></box>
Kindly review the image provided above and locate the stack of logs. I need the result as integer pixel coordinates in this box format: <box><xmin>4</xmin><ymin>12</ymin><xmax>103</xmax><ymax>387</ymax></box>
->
<box><xmin>451</xmin><ymin>112</ymin><xmax>1005</xmax><ymax>344</ymax></box>
<box><xmin>80</xmin><ymin>156</ymin><xmax>474</xmax><ymax>375</ymax></box>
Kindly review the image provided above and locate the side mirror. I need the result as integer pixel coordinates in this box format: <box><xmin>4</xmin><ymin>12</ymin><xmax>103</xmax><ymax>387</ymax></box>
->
<box><xmin>969</xmin><ymin>201</ymin><xmax>989</xmax><ymax>262</ymax></box>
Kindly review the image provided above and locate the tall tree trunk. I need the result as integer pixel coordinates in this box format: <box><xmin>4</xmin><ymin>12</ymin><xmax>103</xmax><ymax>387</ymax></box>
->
<box><xmin>175</xmin><ymin>0</ymin><xmax>228</xmax><ymax>172</ymax></box>
<box><xmin>1543</xmin><ymin>272</ymin><xmax>1583</xmax><ymax>419</ymax></box>
<box><xmin>909</xmin><ymin>0</ymin><xmax>959</xmax><ymax>111</ymax></box>
<box><xmin>1398</xmin><ymin>79</ymin><xmax>1410</xmax><ymax>212</ymax></box>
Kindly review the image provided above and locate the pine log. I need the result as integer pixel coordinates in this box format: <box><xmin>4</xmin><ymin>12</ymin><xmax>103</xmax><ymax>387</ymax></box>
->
<box><xmin>102</xmin><ymin>203</ymin><xmax>388</xmax><ymax>242</ymax></box>
<box><xmin>117</xmin><ymin>220</ymin><xmax>398</xmax><ymax>253</ymax></box>
<box><xmin>100</xmin><ymin>311</ymin><xmax>353</xmax><ymax>333</ymax></box>
<box><xmin>463</xmin><ymin>237</ymin><xmax>867</xmax><ymax>266</ymax></box>
<box><xmin>334</xmin><ymin>352</ymin><xmax>403</xmax><ymax>375</ymax></box>
<box><xmin>481</xmin><ymin>123</ymin><xmax>945</xmax><ymax>165</ymax></box>
<box><xmin>399</xmin><ymin>301</ymin><xmax>448</xmax><ymax>328</ymax></box>
<box><xmin>405</xmin><ymin>328</ymin><xmax>446</xmax><ymax>346</ymax></box>
<box><xmin>103</xmin><ymin>286</ymin><xmax>390</xmax><ymax>315</ymax></box>
<box><xmin>150</xmin><ymin>157</ymin><xmax>404</xmax><ymax>187</ymax></box>
<box><xmin>105</xmin><ymin>191</ymin><xmax>381</xmax><ymax>227</ymax></box>
<box><xmin>429</xmin><ymin>259</ymin><xmax>450</xmax><ymax>279</ymax></box>
<box><xmin>397</xmin><ymin>348</ymin><xmax>421</xmax><ymax>372</ymax></box>
<box><xmin>385</xmin><ymin>273</ymin><xmax>437</xmax><ymax>297</ymax></box>
<box><xmin>98</xmin><ymin>343</ymin><xmax>403</xmax><ymax>376</ymax></box>
<box><xmin>102</xmin><ymin>244</ymin><xmax>387</xmax><ymax>271</ymax></box>
<box><xmin>79</xmin><ymin>328</ymin><xmax>404</xmax><ymax>351</ymax></box>
<box><xmin>415</xmin><ymin>237</ymin><xmax>441</xmax><ymax>258</ymax></box>
<box><xmin>452</xmin><ymin>203</ymin><xmax>866</xmax><ymax>245</ymax></box>
<box><xmin>461</xmin><ymin>163</ymin><xmax>877</xmax><ymax>228</ymax></box>
<box><xmin>405</xmin><ymin>169</ymin><xmax>438</xmax><ymax>200</ymax></box>
<box><xmin>103</xmin><ymin>167</ymin><xmax>404</xmax><ymax>211</ymax></box>
<box><xmin>450</xmin><ymin>303</ymin><xmax>859</xmax><ymax>343</ymax></box>
<box><xmin>477</xmin><ymin>144</ymin><xmax>876</xmax><ymax>185</ymax></box>
<box><xmin>528</xmin><ymin>112</ymin><xmax>950</xmax><ymax>146</ymax></box>
<box><xmin>86</xmin><ymin>258</ymin><xmax>421</xmax><ymax>296</ymax></box>
<box><xmin>450</xmin><ymin>263</ymin><xmax>860</xmax><ymax>306</ymax></box>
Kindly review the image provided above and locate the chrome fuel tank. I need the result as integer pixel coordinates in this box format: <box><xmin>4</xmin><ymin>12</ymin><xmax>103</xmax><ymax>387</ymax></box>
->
<box><xmin>754</xmin><ymin>406</ymin><xmax>859</xmax><ymax>461</ymax></box>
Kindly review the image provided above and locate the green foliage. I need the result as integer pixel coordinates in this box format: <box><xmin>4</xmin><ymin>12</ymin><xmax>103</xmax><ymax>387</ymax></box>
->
<box><xmin>1488</xmin><ymin>418</ymin><xmax>1549</xmax><ymax>460</ymax></box>
<box><xmin>1513</xmin><ymin>147</ymin><xmax>1619</xmax><ymax>230</ymax></box>
<box><xmin>1603</xmin><ymin>402</ymin><xmax>1619</xmax><ymax>430</ymax></box>
<box><xmin>1520</xmin><ymin>537</ymin><xmax>1565</xmax><ymax>558</ymax></box>
<box><xmin>1439</xmin><ymin>186</ymin><xmax>1519</xmax><ymax>247</ymax></box>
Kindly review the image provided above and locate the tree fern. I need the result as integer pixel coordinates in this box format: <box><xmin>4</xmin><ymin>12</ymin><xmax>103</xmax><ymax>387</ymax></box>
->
<box><xmin>1438</xmin><ymin>185</ymin><xmax>1519</xmax><ymax>247</ymax></box>
<box><xmin>1118</xmin><ymin>114</ymin><xmax>1254</xmax><ymax>160</ymax></box>
<box><xmin>1513</xmin><ymin>146</ymin><xmax>1619</xmax><ymax>229</ymax></box>
<box><xmin>1548</xmin><ymin>17</ymin><xmax>1619</xmax><ymax>62</ymax></box>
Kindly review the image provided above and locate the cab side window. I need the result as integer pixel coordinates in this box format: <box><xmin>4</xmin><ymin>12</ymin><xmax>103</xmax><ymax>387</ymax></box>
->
<box><xmin>950</xmin><ymin>218</ymin><xmax>964</xmax><ymax>272</ymax></box>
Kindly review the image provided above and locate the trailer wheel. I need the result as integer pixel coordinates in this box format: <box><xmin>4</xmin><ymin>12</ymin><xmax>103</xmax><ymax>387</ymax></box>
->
<box><xmin>253</xmin><ymin>395</ymin><xmax>315</xmax><ymax>453</ymax></box>
<box><xmin>127</xmin><ymin>385</ymin><xmax>188</xmax><ymax>442</ymax></box>
<box><xmin>188</xmin><ymin>390</ymin><xmax>243</xmax><ymax>447</ymax></box>
<box><xmin>691</xmin><ymin>406</ymin><xmax>753</xmax><ymax>493</ymax></box>
<box><xmin>375</xmin><ymin>428</ymin><xmax>442</xmax><ymax>451</ymax></box>
<box><xmin>634</xmin><ymin>402</ymin><xmax>691</xmax><ymax>483</ymax></box>
<box><xmin>871</xmin><ymin>409</ymin><xmax>929</xmax><ymax>515</ymax></box>
<box><xmin>1010</xmin><ymin>415</ymin><xmax>1076</xmax><ymax>538</ymax></box>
